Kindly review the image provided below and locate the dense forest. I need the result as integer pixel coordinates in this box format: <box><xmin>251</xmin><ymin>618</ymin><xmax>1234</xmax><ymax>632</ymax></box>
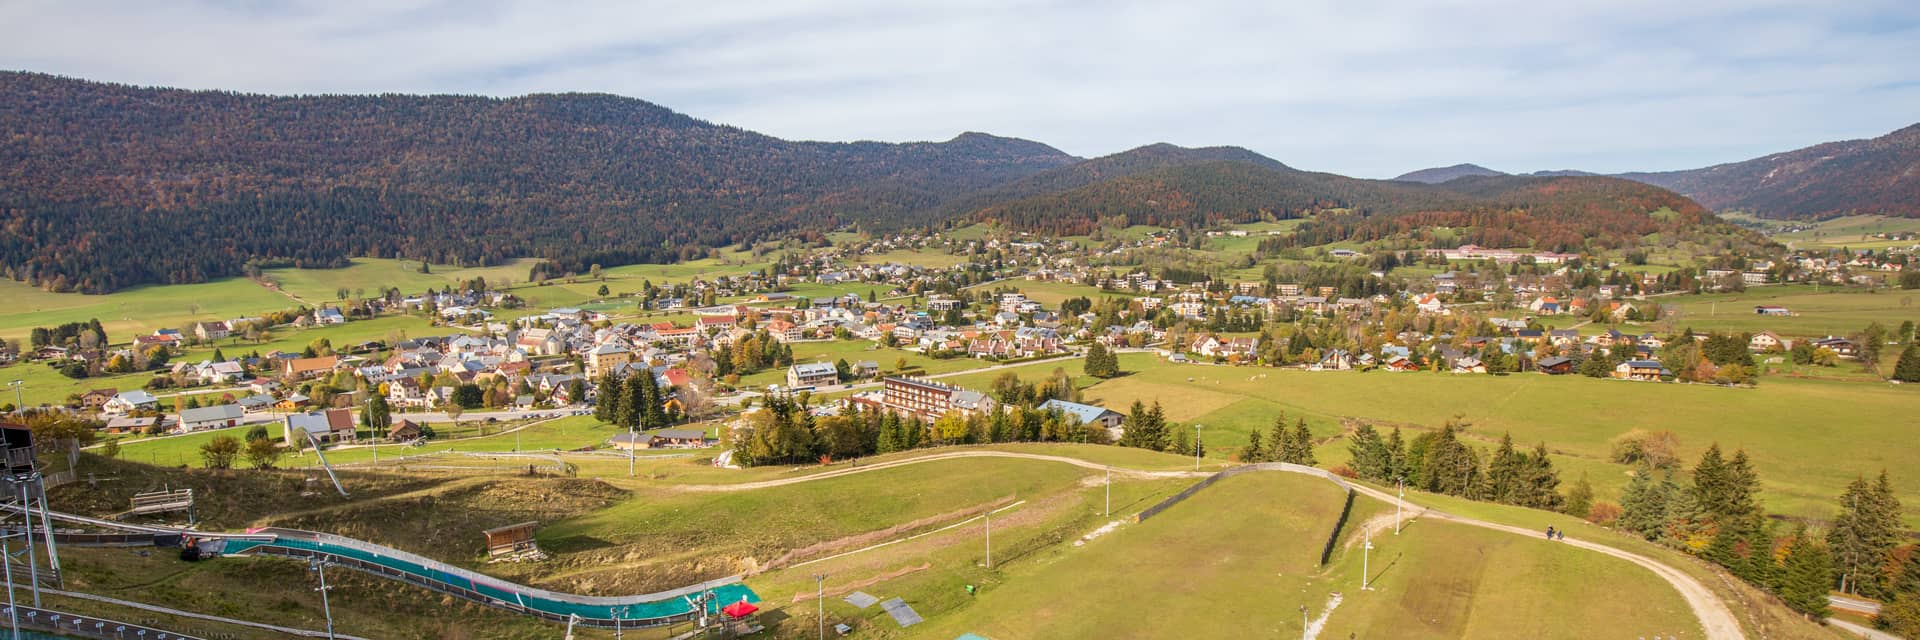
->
<box><xmin>0</xmin><ymin>72</ymin><xmax>1076</xmax><ymax>292</ymax></box>
<box><xmin>1617</xmin><ymin>122</ymin><xmax>1920</xmax><ymax>219</ymax></box>
<box><xmin>1</xmin><ymin>72</ymin><xmax>1757</xmax><ymax>292</ymax></box>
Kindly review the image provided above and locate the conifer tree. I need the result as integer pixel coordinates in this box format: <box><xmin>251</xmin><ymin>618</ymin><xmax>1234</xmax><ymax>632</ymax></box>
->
<box><xmin>1522</xmin><ymin>442</ymin><xmax>1564</xmax><ymax>510</ymax></box>
<box><xmin>1242</xmin><ymin>429</ymin><xmax>1265</xmax><ymax>463</ymax></box>
<box><xmin>1265</xmin><ymin>412</ymin><xmax>1290</xmax><ymax>463</ymax></box>
<box><xmin>1779</xmin><ymin>527</ymin><xmax>1834</xmax><ymax>618</ymax></box>
<box><xmin>1894</xmin><ymin>343</ymin><xmax>1920</xmax><ymax>382</ymax></box>
<box><xmin>1286</xmin><ymin>418</ymin><xmax>1316</xmax><ymax>466</ymax></box>
<box><xmin>1347</xmin><ymin>423</ymin><xmax>1389</xmax><ymax>480</ymax></box>
<box><xmin>1486</xmin><ymin>433</ymin><xmax>1526</xmax><ymax>504</ymax></box>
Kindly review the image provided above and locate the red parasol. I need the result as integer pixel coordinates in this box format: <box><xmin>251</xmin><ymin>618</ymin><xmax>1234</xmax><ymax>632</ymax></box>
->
<box><xmin>722</xmin><ymin>601</ymin><xmax>759</xmax><ymax>618</ymax></box>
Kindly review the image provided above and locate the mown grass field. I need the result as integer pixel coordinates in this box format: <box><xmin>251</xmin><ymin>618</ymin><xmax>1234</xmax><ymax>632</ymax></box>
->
<box><xmin>739</xmin><ymin>339</ymin><xmax>1000</xmax><ymax>388</ymax></box>
<box><xmin>104</xmin><ymin>415</ymin><xmax>621</xmax><ymax>469</ymax></box>
<box><xmin>263</xmin><ymin>257</ymin><xmax>538</xmax><ymax>304</ymax></box>
<box><xmin>1768</xmin><ymin>214</ymin><xmax>1920</xmax><ymax>251</ymax></box>
<box><xmin>0</xmin><ymin>275</ymin><xmax>295</xmax><ymax>343</ymax></box>
<box><xmin>1084</xmin><ymin>353</ymin><xmax>1920</xmax><ymax>523</ymax></box>
<box><xmin>1659</xmin><ymin>285</ymin><xmax>1916</xmax><ymax>338</ymax></box>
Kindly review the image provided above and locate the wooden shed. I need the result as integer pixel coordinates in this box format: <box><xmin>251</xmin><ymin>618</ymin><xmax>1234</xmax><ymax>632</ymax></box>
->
<box><xmin>482</xmin><ymin>521</ymin><xmax>539</xmax><ymax>557</ymax></box>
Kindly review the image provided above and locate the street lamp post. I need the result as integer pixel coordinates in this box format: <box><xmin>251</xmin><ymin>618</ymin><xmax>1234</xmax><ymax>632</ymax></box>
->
<box><xmin>1395</xmin><ymin>478</ymin><xmax>1403</xmax><ymax>535</ymax></box>
<box><xmin>1104</xmin><ymin>466</ymin><xmax>1111</xmax><ymax>518</ymax></box>
<box><xmin>1362</xmin><ymin>527</ymin><xmax>1374</xmax><ymax>591</ymax></box>
<box><xmin>6</xmin><ymin>381</ymin><xmax>21</xmax><ymax>414</ymax></box>
<box><xmin>813</xmin><ymin>573</ymin><xmax>827</xmax><ymax>640</ymax></box>
<box><xmin>984</xmin><ymin>511</ymin><xmax>992</xmax><ymax>568</ymax></box>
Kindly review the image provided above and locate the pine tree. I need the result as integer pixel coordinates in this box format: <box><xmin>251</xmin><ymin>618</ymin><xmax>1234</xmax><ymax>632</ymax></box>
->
<box><xmin>1692</xmin><ymin>443</ymin><xmax>1731</xmax><ymax>520</ymax></box>
<box><xmin>1265</xmin><ymin>413</ymin><xmax>1290</xmax><ymax>464</ymax></box>
<box><xmin>1780</xmin><ymin>527</ymin><xmax>1834</xmax><ymax>618</ymax></box>
<box><xmin>1347</xmin><ymin>423</ymin><xmax>1389</xmax><ymax>480</ymax></box>
<box><xmin>1620</xmin><ymin>470</ymin><xmax>1676</xmax><ymax>541</ymax></box>
<box><xmin>1485</xmin><ymin>433</ymin><xmax>1526</xmax><ymax>504</ymax></box>
<box><xmin>1828</xmin><ymin>472</ymin><xmax>1903</xmax><ymax>597</ymax></box>
<box><xmin>1894</xmin><ymin>344</ymin><xmax>1920</xmax><ymax>382</ymax></box>
<box><xmin>1522</xmin><ymin>443</ymin><xmax>1564</xmax><ymax>510</ymax></box>
<box><xmin>1724</xmin><ymin>449</ymin><xmax>1759</xmax><ymax>520</ymax></box>
<box><xmin>1385</xmin><ymin>427</ymin><xmax>1407</xmax><ymax>482</ymax></box>
<box><xmin>593</xmin><ymin>373</ymin><xmax>620</xmax><ymax>423</ymax></box>
<box><xmin>1241</xmin><ymin>428</ymin><xmax>1265</xmax><ymax>463</ymax></box>
<box><xmin>1286</xmin><ymin>419</ymin><xmax>1316</xmax><ymax>466</ymax></box>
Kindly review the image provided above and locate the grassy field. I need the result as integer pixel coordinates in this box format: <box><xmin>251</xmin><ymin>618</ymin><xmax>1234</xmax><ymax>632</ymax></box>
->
<box><xmin>1084</xmin><ymin>353</ymin><xmax>1920</xmax><ymax>523</ymax></box>
<box><xmin>105</xmin><ymin>415</ymin><xmax>621</xmax><ymax>469</ymax></box>
<box><xmin>0</xmin><ymin>276</ymin><xmax>296</xmax><ymax>343</ymax></box>
<box><xmin>911</xmin><ymin>472</ymin><xmax>1351</xmax><ymax>638</ymax></box>
<box><xmin>1659</xmin><ymin>285</ymin><xmax>1916</xmax><ymax>338</ymax></box>
<box><xmin>263</xmin><ymin>257</ymin><xmax>538</xmax><ymax>304</ymax></box>
<box><xmin>1768</xmin><ymin>214</ymin><xmax>1920</xmax><ymax>251</ymax></box>
<box><xmin>739</xmin><ymin>339</ymin><xmax>999</xmax><ymax>388</ymax></box>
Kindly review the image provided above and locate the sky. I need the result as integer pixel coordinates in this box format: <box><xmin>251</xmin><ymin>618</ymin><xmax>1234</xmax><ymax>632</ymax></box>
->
<box><xmin>2</xmin><ymin>0</ymin><xmax>1917</xmax><ymax>178</ymax></box>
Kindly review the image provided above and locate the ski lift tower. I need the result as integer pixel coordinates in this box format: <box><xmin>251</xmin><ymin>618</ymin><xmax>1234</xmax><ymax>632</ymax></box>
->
<box><xmin>1</xmin><ymin>421</ymin><xmax>62</xmax><ymax>602</ymax></box>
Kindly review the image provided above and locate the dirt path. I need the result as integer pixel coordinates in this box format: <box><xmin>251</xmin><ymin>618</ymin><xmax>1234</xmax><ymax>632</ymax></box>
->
<box><xmin>673</xmin><ymin>450</ymin><xmax>1206</xmax><ymax>492</ymax></box>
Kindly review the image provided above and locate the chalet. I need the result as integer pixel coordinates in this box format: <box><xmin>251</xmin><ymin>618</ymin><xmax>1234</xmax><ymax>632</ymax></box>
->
<box><xmin>1316</xmin><ymin>350</ymin><xmax>1354</xmax><ymax>371</ymax></box>
<box><xmin>79</xmin><ymin>388</ymin><xmax>118</xmax><ymax>411</ymax></box>
<box><xmin>104</xmin><ymin>416</ymin><xmax>173</xmax><ymax>434</ymax></box>
<box><xmin>1038</xmin><ymin>399</ymin><xmax>1126</xmax><ymax>436</ymax></box>
<box><xmin>193</xmin><ymin>321</ymin><xmax>230</xmax><ymax>342</ymax></box>
<box><xmin>102</xmin><ymin>391</ymin><xmax>158</xmax><ymax>415</ymax></box>
<box><xmin>387</xmin><ymin>419</ymin><xmax>423</xmax><ymax>442</ymax></box>
<box><xmin>1451</xmin><ymin>357</ymin><xmax>1487</xmax><ymax>374</ymax></box>
<box><xmin>314</xmin><ymin>308</ymin><xmax>347</xmax><ymax>325</ymax></box>
<box><xmin>787</xmin><ymin>363</ymin><xmax>840</xmax><ymax>389</ymax></box>
<box><xmin>179</xmin><ymin>404</ymin><xmax>244</xmax><ymax>431</ymax></box>
<box><xmin>1536</xmin><ymin>356</ymin><xmax>1574</xmax><ymax>375</ymax></box>
<box><xmin>1812</xmin><ymin>337</ymin><xmax>1860</xmax><ymax>359</ymax></box>
<box><xmin>610</xmin><ymin>428</ymin><xmax>716</xmax><ymax>450</ymax></box>
<box><xmin>1749</xmin><ymin>331</ymin><xmax>1788</xmax><ymax>352</ymax></box>
<box><xmin>280</xmin><ymin>356</ymin><xmax>340</xmax><ymax>381</ymax></box>
<box><xmin>1384</xmin><ymin>355</ymin><xmax>1420</xmax><ymax>371</ymax></box>
<box><xmin>237</xmin><ymin>394</ymin><xmax>277</xmax><ymax>413</ymax></box>
<box><xmin>283</xmin><ymin>408</ymin><xmax>356</xmax><ymax>446</ymax></box>
<box><xmin>276</xmin><ymin>394</ymin><xmax>313</xmax><ymax>411</ymax></box>
<box><xmin>1614</xmin><ymin>360</ymin><xmax>1670</xmax><ymax>381</ymax></box>
<box><xmin>765</xmin><ymin>320</ymin><xmax>804</xmax><ymax>343</ymax></box>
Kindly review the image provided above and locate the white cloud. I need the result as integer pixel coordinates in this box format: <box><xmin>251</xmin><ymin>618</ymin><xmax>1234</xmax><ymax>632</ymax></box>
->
<box><xmin>1</xmin><ymin>0</ymin><xmax>1915</xmax><ymax>176</ymax></box>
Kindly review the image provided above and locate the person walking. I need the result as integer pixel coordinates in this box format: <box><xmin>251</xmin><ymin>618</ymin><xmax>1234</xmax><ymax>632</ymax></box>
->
<box><xmin>1546</xmin><ymin>526</ymin><xmax>1555</xmax><ymax>539</ymax></box>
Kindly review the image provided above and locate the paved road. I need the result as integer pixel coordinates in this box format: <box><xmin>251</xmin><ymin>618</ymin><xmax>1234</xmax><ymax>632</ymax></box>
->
<box><xmin>1829</xmin><ymin>617</ymin><xmax>1899</xmax><ymax>640</ymax></box>
<box><xmin>1831</xmin><ymin>594</ymin><xmax>1883</xmax><ymax>616</ymax></box>
<box><xmin>667</xmin><ymin>449</ymin><xmax>1747</xmax><ymax>639</ymax></box>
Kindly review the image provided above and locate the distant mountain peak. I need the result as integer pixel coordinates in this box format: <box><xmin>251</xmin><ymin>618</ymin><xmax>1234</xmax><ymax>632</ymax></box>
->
<box><xmin>1393</xmin><ymin>163</ymin><xmax>1507</xmax><ymax>184</ymax></box>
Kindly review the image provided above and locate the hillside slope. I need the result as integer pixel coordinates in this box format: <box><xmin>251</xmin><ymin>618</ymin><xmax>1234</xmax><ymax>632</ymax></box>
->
<box><xmin>0</xmin><ymin>72</ymin><xmax>1077</xmax><ymax>292</ymax></box>
<box><xmin>1393</xmin><ymin>163</ymin><xmax>1506</xmax><ymax>183</ymax></box>
<box><xmin>1617</xmin><ymin>123</ymin><xmax>1920</xmax><ymax>219</ymax></box>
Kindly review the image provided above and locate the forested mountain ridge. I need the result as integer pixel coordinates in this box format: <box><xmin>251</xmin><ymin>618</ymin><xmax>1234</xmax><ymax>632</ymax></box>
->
<box><xmin>1391</xmin><ymin>163</ymin><xmax>1505</xmax><ymax>184</ymax></box>
<box><xmin>966</xmin><ymin>147</ymin><xmax>1724</xmax><ymax>252</ymax></box>
<box><xmin>1</xmin><ymin>72</ymin><xmax>1739</xmax><ymax>292</ymax></box>
<box><xmin>1614</xmin><ymin>123</ymin><xmax>1920</xmax><ymax>219</ymax></box>
<box><xmin>0</xmin><ymin>72</ymin><xmax>1077</xmax><ymax>292</ymax></box>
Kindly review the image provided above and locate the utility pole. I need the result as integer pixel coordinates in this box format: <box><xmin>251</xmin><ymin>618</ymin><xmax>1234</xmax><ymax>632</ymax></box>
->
<box><xmin>813</xmin><ymin>574</ymin><xmax>827</xmax><ymax>640</ymax></box>
<box><xmin>6</xmin><ymin>381</ymin><xmax>20</xmax><ymax>414</ymax></box>
<box><xmin>310</xmin><ymin>559</ymin><xmax>336</xmax><ymax>640</ymax></box>
<box><xmin>1298</xmin><ymin>604</ymin><xmax>1308</xmax><ymax>640</ymax></box>
<box><xmin>1104</xmin><ymin>466</ymin><xmax>1111</xmax><ymax>518</ymax></box>
<box><xmin>627</xmin><ymin>424</ymin><xmax>636</xmax><ymax>477</ymax></box>
<box><xmin>984</xmin><ymin>511</ymin><xmax>992</xmax><ymax>568</ymax></box>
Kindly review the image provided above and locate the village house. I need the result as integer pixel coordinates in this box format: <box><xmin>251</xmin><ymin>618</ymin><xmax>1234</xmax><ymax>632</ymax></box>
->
<box><xmin>786</xmin><ymin>363</ymin><xmax>840</xmax><ymax>389</ymax></box>
<box><xmin>102</xmin><ymin>390</ymin><xmax>158</xmax><ymax>415</ymax></box>
<box><xmin>179</xmin><ymin>404</ymin><xmax>244</xmax><ymax>432</ymax></box>
<box><xmin>280</xmin><ymin>355</ymin><xmax>341</xmax><ymax>381</ymax></box>
<box><xmin>283</xmin><ymin>408</ymin><xmax>357</xmax><ymax>446</ymax></box>
<box><xmin>1614</xmin><ymin>360</ymin><xmax>1671</xmax><ymax>382</ymax></box>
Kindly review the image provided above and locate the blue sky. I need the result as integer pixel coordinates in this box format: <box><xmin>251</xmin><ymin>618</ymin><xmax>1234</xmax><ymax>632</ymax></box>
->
<box><xmin>2</xmin><ymin>0</ymin><xmax>1916</xmax><ymax>177</ymax></box>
